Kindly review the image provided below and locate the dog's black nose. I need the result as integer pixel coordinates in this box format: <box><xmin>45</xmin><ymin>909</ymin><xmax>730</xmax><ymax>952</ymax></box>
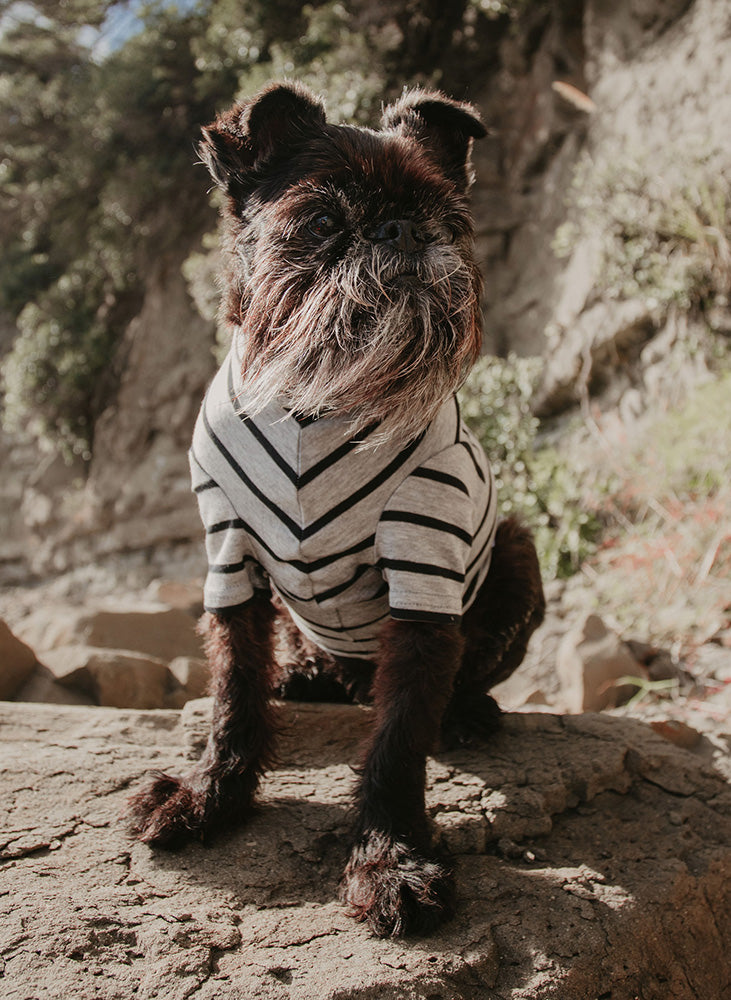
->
<box><xmin>372</xmin><ymin>219</ymin><xmax>425</xmax><ymax>253</ymax></box>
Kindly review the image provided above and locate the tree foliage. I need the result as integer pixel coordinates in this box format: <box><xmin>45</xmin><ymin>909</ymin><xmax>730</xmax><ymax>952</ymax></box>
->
<box><xmin>0</xmin><ymin>0</ymin><xmax>521</xmax><ymax>457</ymax></box>
<box><xmin>0</xmin><ymin>1</ymin><xmax>229</xmax><ymax>455</ymax></box>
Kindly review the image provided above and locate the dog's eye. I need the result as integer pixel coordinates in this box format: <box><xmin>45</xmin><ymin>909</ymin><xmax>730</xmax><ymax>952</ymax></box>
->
<box><xmin>424</xmin><ymin>225</ymin><xmax>459</xmax><ymax>246</ymax></box>
<box><xmin>309</xmin><ymin>214</ymin><xmax>337</xmax><ymax>238</ymax></box>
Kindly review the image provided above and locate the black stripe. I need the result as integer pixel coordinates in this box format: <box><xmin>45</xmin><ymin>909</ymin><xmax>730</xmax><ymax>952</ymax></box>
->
<box><xmin>465</xmin><ymin>528</ymin><xmax>494</xmax><ymax>584</ymax></box>
<box><xmin>208</xmin><ymin>554</ymin><xmax>260</xmax><ymax>575</ymax></box>
<box><xmin>241</xmin><ymin>414</ymin><xmax>299</xmax><ymax>485</ymax></box>
<box><xmin>306</xmin><ymin>625</ymin><xmax>383</xmax><ymax>644</ymax></box>
<box><xmin>463</xmin><ymin>558</ymin><xmax>489</xmax><ymax>608</ymax></box>
<box><xmin>314</xmin><ymin>562</ymin><xmax>375</xmax><ymax>603</ymax></box>
<box><xmin>298</xmin><ymin>421</ymin><xmax>380</xmax><ymax>488</ymax></box>
<box><xmin>302</xmin><ymin>430</ymin><xmax>425</xmax><ymax>540</ymax></box>
<box><xmin>469</xmin><ymin>478</ymin><xmax>494</xmax><ymax>549</ymax></box>
<box><xmin>462</xmin><ymin>513</ymin><xmax>497</xmax><ymax>607</ymax></box>
<box><xmin>189</xmin><ymin>450</ymin><xmax>216</xmax><ymax>492</ymax></box>
<box><xmin>298</xmin><ymin>610</ymin><xmax>390</xmax><ymax>637</ymax></box>
<box><xmin>454</xmin><ymin>395</ymin><xmax>461</xmax><ymax>445</ymax></box>
<box><xmin>390</xmin><ymin>607</ymin><xmax>460</xmax><ymax>624</ymax></box>
<box><xmin>380</xmin><ymin>510</ymin><xmax>472</xmax><ymax>545</ymax></box>
<box><xmin>459</xmin><ymin>438</ymin><xmax>486</xmax><ymax>483</ymax></box>
<box><xmin>411</xmin><ymin>467</ymin><xmax>470</xmax><ymax>495</ymax></box>
<box><xmin>207</xmin><ymin>518</ymin><xmax>247</xmax><ymax>534</ymax></box>
<box><xmin>237</xmin><ymin>411</ymin><xmax>380</xmax><ymax>489</ymax></box>
<box><xmin>227</xmin><ymin>361</ymin><xmax>300</xmax><ymax>487</ymax></box>
<box><xmin>229</xmin><ymin>359</ymin><xmax>381</xmax><ymax>490</ymax></box>
<box><xmin>465</xmin><ymin>492</ymin><xmax>496</xmax><ymax>577</ymax></box>
<box><xmin>193</xmin><ymin>479</ymin><xmax>217</xmax><ymax>494</ymax></box>
<box><xmin>378</xmin><ymin>558</ymin><xmax>464</xmax><ymax>583</ymax></box>
<box><xmin>206</xmin><ymin>517</ymin><xmax>375</xmax><ymax>574</ymax></box>
<box><xmin>204</xmin><ymin>599</ymin><xmax>254</xmax><ymax>616</ymax></box>
<box><xmin>202</xmin><ymin>404</ymin><xmax>303</xmax><ymax>539</ymax></box>
<box><xmin>272</xmin><ymin>560</ymin><xmax>381</xmax><ymax>607</ymax></box>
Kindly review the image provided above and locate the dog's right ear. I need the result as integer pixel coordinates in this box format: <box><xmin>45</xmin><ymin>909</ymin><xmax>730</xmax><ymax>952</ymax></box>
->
<box><xmin>199</xmin><ymin>82</ymin><xmax>327</xmax><ymax>194</ymax></box>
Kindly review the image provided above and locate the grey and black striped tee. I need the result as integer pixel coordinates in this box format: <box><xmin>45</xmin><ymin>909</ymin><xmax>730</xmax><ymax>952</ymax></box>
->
<box><xmin>189</xmin><ymin>341</ymin><xmax>497</xmax><ymax>659</ymax></box>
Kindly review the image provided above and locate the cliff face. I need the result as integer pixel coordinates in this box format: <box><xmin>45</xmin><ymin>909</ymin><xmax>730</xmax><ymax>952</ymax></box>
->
<box><xmin>1</xmin><ymin>251</ymin><xmax>216</xmax><ymax>586</ymax></box>
<box><xmin>2</xmin><ymin>0</ymin><xmax>729</xmax><ymax>585</ymax></box>
<box><xmin>473</xmin><ymin>0</ymin><xmax>730</xmax><ymax>364</ymax></box>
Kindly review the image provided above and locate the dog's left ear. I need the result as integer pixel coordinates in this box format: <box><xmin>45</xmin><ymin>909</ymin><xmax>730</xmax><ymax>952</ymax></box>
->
<box><xmin>382</xmin><ymin>90</ymin><xmax>487</xmax><ymax>192</ymax></box>
<box><xmin>199</xmin><ymin>82</ymin><xmax>327</xmax><ymax>195</ymax></box>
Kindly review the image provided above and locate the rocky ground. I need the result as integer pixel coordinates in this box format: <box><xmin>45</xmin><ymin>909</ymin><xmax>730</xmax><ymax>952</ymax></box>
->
<box><xmin>2</xmin><ymin>697</ymin><xmax>730</xmax><ymax>1000</ymax></box>
<box><xmin>1</xmin><ymin>561</ymin><xmax>730</xmax><ymax>999</ymax></box>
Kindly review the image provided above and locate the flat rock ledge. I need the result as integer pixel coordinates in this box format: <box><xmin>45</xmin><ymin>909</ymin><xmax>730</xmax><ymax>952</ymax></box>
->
<box><xmin>1</xmin><ymin>701</ymin><xmax>730</xmax><ymax>1000</ymax></box>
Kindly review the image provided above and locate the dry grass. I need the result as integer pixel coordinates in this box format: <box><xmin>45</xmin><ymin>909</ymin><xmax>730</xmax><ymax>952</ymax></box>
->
<box><xmin>583</xmin><ymin>371</ymin><xmax>731</xmax><ymax>655</ymax></box>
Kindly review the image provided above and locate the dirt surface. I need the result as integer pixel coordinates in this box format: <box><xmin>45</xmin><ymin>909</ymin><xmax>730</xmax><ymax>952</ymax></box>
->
<box><xmin>2</xmin><ymin>699</ymin><xmax>730</xmax><ymax>999</ymax></box>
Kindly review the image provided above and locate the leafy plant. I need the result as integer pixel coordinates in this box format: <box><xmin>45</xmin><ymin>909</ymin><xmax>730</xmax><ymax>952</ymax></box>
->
<box><xmin>554</xmin><ymin>152</ymin><xmax>731</xmax><ymax>314</ymax></box>
<box><xmin>459</xmin><ymin>355</ymin><xmax>604</xmax><ymax>579</ymax></box>
<box><xmin>0</xmin><ymin>1</ymin><xmax>228</xmax><ymax>455</ymax></box>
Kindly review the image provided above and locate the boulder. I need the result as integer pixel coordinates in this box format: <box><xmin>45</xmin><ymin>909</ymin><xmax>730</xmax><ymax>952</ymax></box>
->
<box><xmin>143</xmin><ymin>579</ymin><xmax>204</xmax><ymax>616</ymax></box>
<box><xmin>1</xmin><ymin>701</ymin><xmax>729</xmax><ymax>1000</ymax></box>
<box><xmin>557</xmin><ymin>614</ymin><xmax>642</xmax><ymax>712</ymax></box>
<box><xmin>39</xmin><ymin>645</ymin><xmax>172</xmax><ymax>710</ymax></box>
<box><xmin>16</xmin><ymin>601</ymin><xmax>204</xmax><ymax>662</ymax></box>
<box><xmin>14</xmin><ymin>664</ymin><xmax>96</xmax><ymax>706</ymax></box>
<box><xmin>0</xmin><ymin>618</ymin><xmax>38</xmax><ymax>699</ymax></box>
<box><xmin>167</xmin><ymin>656</ymin><xmax>209</xmax><ymax>709</ymax></box>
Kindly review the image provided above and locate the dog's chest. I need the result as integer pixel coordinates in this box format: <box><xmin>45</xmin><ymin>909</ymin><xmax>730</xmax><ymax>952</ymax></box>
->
<box><xmin>235</xmin><ymin>406</ymin><xmax>416</xmax><ymax>564</ymax></box>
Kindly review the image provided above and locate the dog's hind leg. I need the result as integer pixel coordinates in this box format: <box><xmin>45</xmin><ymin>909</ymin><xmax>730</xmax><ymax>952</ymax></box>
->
<box><xmin>127</xmin><ymin>596</ymin><xmax>278</xmax><ymax>847</ymax></box>
<box><xmin>443</xmin><ymin>516</ymin><xmax>545</xmax><ymax>743</ymax></box>
<box><xmin>340</xmin><ymin>619</ymin><xmax>463</xmax><ymax>937</ymax></box>
<box><xmin>274</xmin><ymin>604</ymin><xmax>374</xmax><ymax>703</ymax></box>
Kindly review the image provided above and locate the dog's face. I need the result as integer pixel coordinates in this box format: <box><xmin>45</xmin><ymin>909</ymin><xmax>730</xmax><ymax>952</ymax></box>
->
<box><xmin>199</xmin><ymin>83</ymin><xmax>486</xmax><ymax>444</ymax></box>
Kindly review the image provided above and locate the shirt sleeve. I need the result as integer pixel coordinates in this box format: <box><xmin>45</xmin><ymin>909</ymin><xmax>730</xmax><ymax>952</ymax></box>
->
<box><xmin>189</xmin><ymin>449</ymin><xmax>265</xmax><ymax>614</ymax></box>
<box><xmin>375</xmin><ymin>444</ymin><xmax>484</xmax><ymax>624</ymax></box>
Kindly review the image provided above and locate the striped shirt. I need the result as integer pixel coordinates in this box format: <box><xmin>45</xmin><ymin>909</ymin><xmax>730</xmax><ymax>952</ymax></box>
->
<box><xmin>189</xmin><ymin>339</ymin><xmax>497</xmax><ymax>659</ymax></box>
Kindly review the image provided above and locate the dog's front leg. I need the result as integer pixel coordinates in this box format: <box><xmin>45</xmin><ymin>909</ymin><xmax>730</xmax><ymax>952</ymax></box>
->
<box><xmin>128</xmin><ymin>596</ymin><xmax>278</xmax><ymax>847</ymax></box>
<box><xmin>341</xmin><ymin>618</ymin><xmax>463</xmax><ymax>937</ymax></box>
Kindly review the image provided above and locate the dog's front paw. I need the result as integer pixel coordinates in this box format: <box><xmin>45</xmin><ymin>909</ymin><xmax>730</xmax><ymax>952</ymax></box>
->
<box><xmin>341</xmin><ymin>831</ymin><xmax>454</xmax><ymax>937</ymax></box>
<box><xmin>126</xmin><ymin>770</ymin><xmax>214</xmax><ymax>848</ymax></box>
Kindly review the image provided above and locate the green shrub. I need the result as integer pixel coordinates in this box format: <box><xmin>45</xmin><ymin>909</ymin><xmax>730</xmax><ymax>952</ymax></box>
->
<box><xmin>553</xmin><ymin>152</ymin><xmax>731</xmax><ymax>313</ymax></box>
<box><xmin>459</xmin><ymin>355</ymin><xmax>603</xmax><ymax>579</ymax></box>
<box><xmin>2</xmin><ymin>259</ymin><xmax>127</xmax><ymax>459</ymax></box>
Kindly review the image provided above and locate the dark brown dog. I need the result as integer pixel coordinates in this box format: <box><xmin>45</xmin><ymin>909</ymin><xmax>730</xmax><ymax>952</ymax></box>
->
<box><xmin>128</xmin><ymin>82</ymin><xmax>545</xmax><ymax>938</ymax></box>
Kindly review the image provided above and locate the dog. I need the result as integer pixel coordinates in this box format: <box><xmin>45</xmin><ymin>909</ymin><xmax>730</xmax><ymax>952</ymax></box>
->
<box><xmin>128</xmin><ymin>81</ymin><xmax>545</xmax><ymax>937</ymax></box>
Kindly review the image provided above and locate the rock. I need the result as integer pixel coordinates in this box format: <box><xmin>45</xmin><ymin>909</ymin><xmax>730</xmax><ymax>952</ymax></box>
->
<box><xmin>180</xmin><ymin>696</ymin><xmax>214</xmax><ymax>759</ymax></box>
<box><xmin>557</xmin><ymin>614</ymin><xmax>643</xmax><ymax>712</ymax></box>
<box><xmin>534</xmin><ymin>298</ymin><xmax>659</xmax><ymax>418</ymax></box>
<box><xmin>143</xmin><ymin>579</ymin><xmax>203</xmax><ymax>616</ymax></box>
<box><xmin>14</xmin><ymin>664</ymin><xmax>96</xmax><ymax>706</ymax></box>
<box><xmin>0</xmin><ymin>618</ymin><xmax>38</xmax><ymax>699</ymax></box>
<box><xmin>16</xmin><ymin>601</ymin><xmax>204</xmax><ymax>662</ymax></box>
<box><xmin>37</xmin><ymin>645</ymin><xmax>172</xmax><ymax>710</ymax></box>
<box><xmin>650</xmin><ymin>719</ymin><xmax>702</xmax><ymax>750</ymax></box>
<box><xmin>167</xmin><ymin>656</ymin><xmax>209</xmax><ymax>708</ymax></box>
<box><xmin>1</xmin><ymin>701</ymin><xmax>729</xmax><ymax>1000</ymax></box>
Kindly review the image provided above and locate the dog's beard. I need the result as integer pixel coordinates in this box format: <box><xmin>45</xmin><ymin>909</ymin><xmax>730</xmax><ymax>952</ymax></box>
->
<box><xmin>236</xmin><ymin>242</ymin><xmax>481</xmax><ymax>446</ymax></box>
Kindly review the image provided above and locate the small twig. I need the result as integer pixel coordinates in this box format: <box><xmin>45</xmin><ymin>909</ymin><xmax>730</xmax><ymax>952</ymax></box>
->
<box><xmin>614</xmin><ymin>675</ymin><xmax>679</xmax><ymax>708</ymax></box>
<box><xmin>693</xmin><ymin>526</ymin><xmax>729</xmax><ymax>587</ymax></box>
